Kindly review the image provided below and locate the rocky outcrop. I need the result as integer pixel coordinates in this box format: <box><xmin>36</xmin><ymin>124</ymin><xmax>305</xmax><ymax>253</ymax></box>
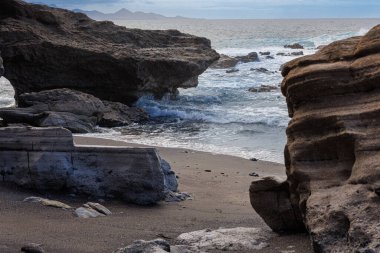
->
<box><xmin>0</xmin><ymin>88</ymin><xmax>148</xmax><ymax>133</ymax></box>
<box><xmin>284</xmin><ymin>43</ymin><xmax>304</xmax><ymax>49</ymax></box>
<box><xmin>210</xmin><ymin>52</ymin><xmax>259</xmax><ymax>69</ymax></box>
<box><xmin>210</xmin><ymin>54</ymin><xmax>239</xmax><ymax>69</ymax></box>
<box><xmin>251</xmin><ymin>25</ymin><xmax>380</xmax><ymax>252</ymax></box>
<box><xmin>0</xmin><ymin>126</ymin><xmax>178</xmax><ymax>205</ymax></box>
<box><xmin>248</xmin><ymin>85</ymin><xmax>278</xmax><ymax>93</ymax></box>
<box><xmin>0</xmin><ymin>0</ymin><xmax>219</xmax><ymax>105</ymax></box>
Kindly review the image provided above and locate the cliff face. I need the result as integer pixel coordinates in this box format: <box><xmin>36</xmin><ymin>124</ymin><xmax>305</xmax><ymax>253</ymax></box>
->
<box><xmin>0</xmin><ymin>0</ymin><xmax>219</xmax><ymax>105</ymax></box>
<box><xmin>251</xmin><ymin>25</ymin><xmax>380</xmax><ymax>252</ymax></box>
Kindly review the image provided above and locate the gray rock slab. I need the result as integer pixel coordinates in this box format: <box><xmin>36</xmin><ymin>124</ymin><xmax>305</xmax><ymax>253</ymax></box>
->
<box><xmin>0</xmin><ymin>127</ymin><xmax>175</xmax><ymax>205</ymax></box>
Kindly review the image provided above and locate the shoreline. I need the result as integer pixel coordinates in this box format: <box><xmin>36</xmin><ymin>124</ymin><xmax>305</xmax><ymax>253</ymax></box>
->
<box><xmin>76</xmin><ymin>134</ymin><xmax>286</xmax><ymax>164</ymax></box>
<box><xmin>0</xmin><ymin>135</ymin><xmax>312</xmax><ymax>253</ymax></box>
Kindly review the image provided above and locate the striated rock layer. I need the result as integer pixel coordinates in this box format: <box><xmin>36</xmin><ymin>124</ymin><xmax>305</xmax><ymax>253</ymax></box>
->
<box><xmin>0</xmin><ymin>0</ymin><xmax>219</xmax><ymax>105</ymax></box>
<box><xmin>250</xmin><ymin>25</ymin><xmax>380</xmax><ymax>252</ymax></box>
<box><xmin>0</xmin><ymin>127</ymin><xmax>177</xmax><ymax>205</ymax></box>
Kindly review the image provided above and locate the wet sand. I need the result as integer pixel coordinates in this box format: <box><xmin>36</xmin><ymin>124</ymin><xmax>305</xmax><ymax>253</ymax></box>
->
<box><xmin>0</xmin><ymin>136</ymin><xmax>312</xmax><ymax>253</ymax></box>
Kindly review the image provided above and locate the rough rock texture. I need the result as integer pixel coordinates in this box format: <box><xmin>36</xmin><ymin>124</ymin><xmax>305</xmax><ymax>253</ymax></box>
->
<box><xmin>210</xmin><ymin>52</ymin><xmax>259</xmax><ymax>69</ymax></box>
<box><xmin>284</xmin><ymin>43</ymin><xmax>304</xmax><ymax>49</ymax></box>
<box><xmin>0</xmin><ymin>54</ymin><xmax>4</xmax><ymax>77</ymax></box>
<box><xmin>0</xmin><ymin>0</ymin><xmax>219</xmax><ymax>105</ymax></box>
<box><xmin>176</xmin><ymin>227</ymin><xmax>275</xmax><ymax>251</ymax></box>
<box><xmin>210</xmin><ymin>54</ymin><xmax>239</xmax><ymax>69</ymax></box>
<box><xmin>113</xmin><ymin>239</ymin><xmax>171</xmax><ymax>253</ymax></box>
<box><xmin>113</xmin><ymin>227</ymin><xmax>275</xmax><ymax>253</ymax></box>
<box><xmin>0</xmin><ymin>126</ymin><xmax>178</xmax><ymax>205</ymax></box>
<box><xmin>251</xmin><ymin>25</ymin><xmax>380</xmax><ymax>252</ymax></box>
<box><xmin>249</xmin><ymin>177</ymin><xmax>305</xmax><ymax>232</ymax></box>
<box><xmin>0</xmin><ymin>89</ymin><xmax>148</xmax><ymax>133</ymax></box>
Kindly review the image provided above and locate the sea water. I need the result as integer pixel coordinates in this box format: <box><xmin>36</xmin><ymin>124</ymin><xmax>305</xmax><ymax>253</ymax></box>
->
<box><xmin>1</xmin><ymin>19</ymin><xmax>379</xmax><ymax>163</ymax></box>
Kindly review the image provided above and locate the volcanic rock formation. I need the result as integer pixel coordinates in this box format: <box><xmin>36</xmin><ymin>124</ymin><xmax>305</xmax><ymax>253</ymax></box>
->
<box><xmin>250</xmin><ymin>25</ymin><xmax>380</xmax><ymax>252</ymax></box>
<box><xmin>0</xmin><ymin>0</ymin><xmax>219</xmax><ymax>105</ymax></box>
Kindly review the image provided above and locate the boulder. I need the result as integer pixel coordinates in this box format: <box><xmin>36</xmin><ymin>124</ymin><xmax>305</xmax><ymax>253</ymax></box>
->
<box><xmin>248</xmin><ymin>85</ymin><xmax>278</xmax><ymax>93</ymax></box>
<box><xmin>290</xmin><ymin>51</ymin><xmax>303</xmax><ymax>56</ymax></box>
<box><xmin>235</xmin><ymin>52</ymin><xmax>259</xmax><ymax>63</ymax></box>
<box><xmin>99</xmin><ymin>100</ymin><xmax>148</xmax><ymax>127</ymax></box>
<box><xmin>284</xmin><ymin>43</ymin><xmax>304</xmax><ymax>49</ymax></box>
<box><xmin>251</xmin><ymin>25</ymin><xmax>380</xmax><ymax>252</ymax></box>
<box><xmin>0</xmin><ymin>126</ymin><xmax>177</xmax><ymax>205</ymax></box>
<box><xmin>0</xmin><ymin>89</ymin><xmax>148</xmax><ymax>133</ymax></box>
<box><xmin>210</xmin><ymin>54</ymin><xmax>239</xmax><ymax>69</ymax></box>
<box><xmin>249</xmin><ymin>177</ymin><xmax>304</xmax><ymax>232</ymax></box>
<box><xmin>0</xmin><ymin>0</ymin><xmax>219</xmax><ymax>105</ymax></box>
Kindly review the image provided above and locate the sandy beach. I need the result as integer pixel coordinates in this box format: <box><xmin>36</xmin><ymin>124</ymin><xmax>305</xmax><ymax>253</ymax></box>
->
<box><xmin>0</xmin><ymin>136</ymin><xmax>312</xmax><ymax>253</ymax></box>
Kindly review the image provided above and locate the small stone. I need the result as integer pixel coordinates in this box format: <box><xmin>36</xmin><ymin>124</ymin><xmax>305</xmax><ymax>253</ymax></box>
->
<box><xmin>249</xmin><ymin>172</ymin><xmax>260</xmax><ymax>177</ymax></box>
<box><xmin>204</xmin><ymin>170</ymin><xmax>212</xmax><ymax>172</ymax></box>
<box><xmin>165</xmin><ymin>191</ymin><xmax>192</xmax><ymax>202</ymax></box>
<box><xmin>23</xmin><ymin>197</ymin><xmax>71</xmax><ymax>209</ymax></box>
<box><xmin>21</xmin><ymin>243</ymin><xmax>46</xmax><ymax>253</ymax></box>
<box><xmin>250</xmin><ymin>158</ymin><xmax>258</xmax><ymax>161</ymax></box>
<box><xmin>86</xmin><ymin>202</ymin><xmax>112</xmax><ymax>215</ymax></box>
<box><xmin>226</xmin><ymin>68</ymin><xmax>239</xmax><ymax>74</ymax></box>
<box><xmin>74</xmin><ymin>207</ymin><xmax>105</xmax><ymax>218</ymax></box>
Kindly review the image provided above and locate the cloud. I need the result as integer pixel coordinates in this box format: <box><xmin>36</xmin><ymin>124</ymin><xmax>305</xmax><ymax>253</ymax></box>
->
<box><xmin>25</xmin><ymin>0</ymin><xmax>380</xmax><ymax>18</ymax></box>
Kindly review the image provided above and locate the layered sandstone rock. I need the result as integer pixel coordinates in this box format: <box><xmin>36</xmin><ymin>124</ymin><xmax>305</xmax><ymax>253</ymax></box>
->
<box><xmin>0</xmin><ymin>126</ymin><xmax>177</xmax><ymax>205</ymax></box>
<box><xmin>251</xmin><ymin>25</ymin><xmax>380</xmax><ymax>252</ymax></box>
<box><xmin>0</xmin><ymin>0</ymin><xmax>219</xmax><ymax>105</ymax></box>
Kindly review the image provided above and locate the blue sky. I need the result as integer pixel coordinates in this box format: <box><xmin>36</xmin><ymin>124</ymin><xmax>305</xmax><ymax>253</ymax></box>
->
<box><xmin>26</xmin><ymin>0</ymin><xmax>380</xmax><ymax>19</ymax></box>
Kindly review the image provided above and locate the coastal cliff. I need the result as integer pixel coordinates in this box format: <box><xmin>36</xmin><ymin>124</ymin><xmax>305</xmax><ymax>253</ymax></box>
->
<box><xmin>0</xmin><ymin>0</ymin><xmax>219</xmax><ymax>132</ymax></box>
<box><xmin>0</xmin><ymin>0</ymin><xmax>219</xmax><ymax>105</ymax></box>
<box><xmin>251</xmin><ymin>25</ymin><xmax>380</xmax><ymax>252</ymax></box>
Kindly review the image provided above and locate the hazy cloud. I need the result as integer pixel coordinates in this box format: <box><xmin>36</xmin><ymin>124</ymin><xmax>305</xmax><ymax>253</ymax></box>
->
<box><xmin>25</xmin><ymin>0</ymin><xmax>380</xmax><ymax>18</ymax></box>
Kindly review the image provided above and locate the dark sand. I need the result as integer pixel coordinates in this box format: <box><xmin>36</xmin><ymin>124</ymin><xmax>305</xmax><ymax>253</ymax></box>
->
<box><xmin>0</xmin><ymin>136</ymin><xmax>312</xmax><ymax>253</ymax></box>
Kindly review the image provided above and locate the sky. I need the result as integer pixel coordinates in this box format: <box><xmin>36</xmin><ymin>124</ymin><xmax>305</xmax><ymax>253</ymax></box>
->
<box><xmin>26</xmin><ymin>0</ymin><xmax>380</xmax><ymax>19</ymax></box>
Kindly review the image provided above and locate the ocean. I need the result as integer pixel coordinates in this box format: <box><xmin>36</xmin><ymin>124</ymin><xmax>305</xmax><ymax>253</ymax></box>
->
<box><xmin>1</xmin><ymin>19</ymin><xmax>379</xmax><ymax>163</ymax></box>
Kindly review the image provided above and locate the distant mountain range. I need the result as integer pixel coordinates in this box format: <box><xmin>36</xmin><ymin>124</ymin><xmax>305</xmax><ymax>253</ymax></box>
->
<box><xmin>73</xmin><ymin>8</ymin><xmax>189</xmax><ymax>21</ymax></box>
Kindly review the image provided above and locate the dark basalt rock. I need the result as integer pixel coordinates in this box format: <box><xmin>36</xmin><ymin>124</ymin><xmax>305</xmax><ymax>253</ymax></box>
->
<box><xmin>251</xmin><ymin>25</ymin><xmax>380</xmax><ymax>252</ymax></box>
<box><xmin>0</xmin><ymin>0</ymin><xmax>219</xmax><ymax>105</ymax></box>
<box><xmin>284</xmin><ymin>43</ymin><xmax>304</xmax><ymax>49</ymax></box>
<box><xmin>210</xmin><ymin>54</ymin><xmax>239</xmax><ymax>69</ymax></box>
<box><xmin>0</xmin><ymin>88</ymin><xmax>148</xmax><ymax>133</ymax></box>
<box><xmin>235</xmin><ymin>52</ymin><xmax>259</xmax><ymax>63</ymax></box>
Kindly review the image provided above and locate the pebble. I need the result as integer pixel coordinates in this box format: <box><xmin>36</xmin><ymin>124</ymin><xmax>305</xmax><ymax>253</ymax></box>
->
<box><xmin>249</xmin><ymin>172</ymin><xmax>260</xmax><ymax>177</ymax></box>
<box><xmin>75</xmin><ymin>207</ymin><xmax>105</xmax><ymax>218</ymax></box>
<box><xmin>21</xmin><ymin>243</ymin><xmax>46</xmax><ymax>253</ymax></box>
